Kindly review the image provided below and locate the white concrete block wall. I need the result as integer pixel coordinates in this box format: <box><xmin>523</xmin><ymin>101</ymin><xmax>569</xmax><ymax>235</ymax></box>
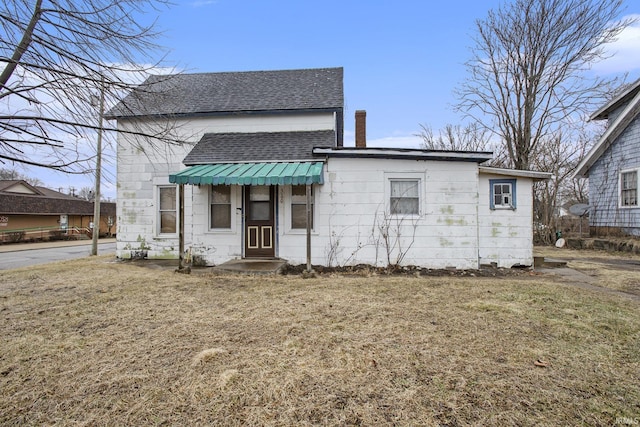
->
<box><xmin>477</xmin><ymin>173</ymin><xmax>535</xmax><ymax>267</ymax></box>
<box><xmin>276</xmin><ymin>158</ymin><xmax>481</xmax><ymax>269</ymax></box>
<box><xmin>189</xmin><ymin>184</ymin><xmax>244</xmax><ymax>264</ymax></box>
<box><xmin>115</xmin><ymin>112</ymin><xmax>337</xmax><ymax>261</ymax></box>
<box><xmin>116</xmin><ymin>113</ymin><xmax>537</xmax><ymax>268</ymax></box>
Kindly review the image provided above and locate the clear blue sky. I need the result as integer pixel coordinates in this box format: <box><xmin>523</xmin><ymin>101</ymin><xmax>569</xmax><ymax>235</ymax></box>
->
<box><xmin>32</xmin><ymin>0</ymin><xmax>640</xmax><ymax>197</ymax></box>
<box><xmin>158</xmin><ymin>0</ymin><xmax>506</xmax><ymax>145</ymax></box>
<box><xmin>155</xmin><ymin>0</ymin><xmax>640</xmax><ymax>145</ymax></box>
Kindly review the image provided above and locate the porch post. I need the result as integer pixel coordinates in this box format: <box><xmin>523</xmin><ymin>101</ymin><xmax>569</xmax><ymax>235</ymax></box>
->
<box><xmin>178</xmin><ymin>183</ymin><xmax>185</xmax><ymax>270</ymax></box>
<box><xmin>306</xmin><ymin>184</ymin><xmax>312</xmax><ymax>272</ymax></box>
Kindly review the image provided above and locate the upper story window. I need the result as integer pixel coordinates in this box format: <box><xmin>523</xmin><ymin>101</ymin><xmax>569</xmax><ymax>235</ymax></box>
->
<box><xmin>621</xmin><ymin>170</ymin><xmax>638</xmax><ymax>207</ymax></box>
<box><xmin>210</xmin><ymin>185</ymin><xmax>232</xmax><ymax>229</ymax></box>
<box><xmin>158</xmin><ymin>186</ymin><xmax>177</xmax><ymax>234</ymax></box>
<box><xmin>490</xmin><ymin>179</ymin><xmax>517</xmax><ymax>210</ymax></box>
<box><xmin>291</xmin><ymin>185</ymin><xmax>314</xmax><ymax>229</ymax></box>
<box><xmin>390</xmin><ymin>179</ymin><xmax>420</xmax><ymax>215</ymax></box>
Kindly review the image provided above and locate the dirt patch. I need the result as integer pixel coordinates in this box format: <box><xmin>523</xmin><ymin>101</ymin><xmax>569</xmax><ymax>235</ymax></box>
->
<box><xmin>281</xmin><ymin>263</ymin><xmax>531</xmax><ymax>277</ymax></box>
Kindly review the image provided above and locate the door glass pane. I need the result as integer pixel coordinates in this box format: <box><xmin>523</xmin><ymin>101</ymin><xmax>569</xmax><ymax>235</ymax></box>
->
<box><xmin>250</xmin><ymin>186</ymin><xmax>270</xmax><ymax>201</ymax></box>
<box><xmin>250</xmin><ymin>201</ymin><xmax>270</xmax><ymax>221</ymax></box>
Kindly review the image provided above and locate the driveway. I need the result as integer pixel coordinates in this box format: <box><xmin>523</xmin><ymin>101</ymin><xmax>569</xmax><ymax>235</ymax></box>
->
<box><xmin>535</xmin><ymin>251</ymin><xmax>640</xmax><ymax>302</ymax></box>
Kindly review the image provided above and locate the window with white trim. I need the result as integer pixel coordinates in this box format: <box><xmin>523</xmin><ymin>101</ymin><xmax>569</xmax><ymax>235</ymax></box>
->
<box><xmin>291</xmin><ymin>185</ymin><xmax>314</xmax><ymax>229</ymax></box>
<box><xmin>490</xmin><ymin>179</ymin><xmax>517</xmax><ymax>209</ymax></box>
<box><xmin>210</xmin><ymin>185</ymin><xmax>232</xmax><ymax>229</ymax></box>
<box><xmin>621</xmin><ymin>170</ymin><xmax>638</xmax><ymax>207</ymax></box>
<box><xmin>390</xmin><ymin>179</ymin><xmax>420</xmax><ymax>215</ymax></box>
<box><xmin>158</xmin><ymin>186</ymin><xmax>177</xmax><ymax>234</ymax></box>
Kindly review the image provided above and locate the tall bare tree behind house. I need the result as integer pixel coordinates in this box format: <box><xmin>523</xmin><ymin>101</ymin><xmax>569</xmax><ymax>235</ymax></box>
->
<box><xmin>455</xmin><ymin>0</ymin><xmax>633</xmax><ymax>170</ymax></box>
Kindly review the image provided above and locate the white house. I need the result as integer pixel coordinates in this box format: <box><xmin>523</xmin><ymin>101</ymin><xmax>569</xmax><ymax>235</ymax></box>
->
<box><xmin>108</xmin><ymin>67</ymin><xmax>549</xmax><ymax>269</ymax></box>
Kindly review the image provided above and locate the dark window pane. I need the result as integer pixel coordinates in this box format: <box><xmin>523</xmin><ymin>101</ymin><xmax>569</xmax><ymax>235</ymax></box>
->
<box><xmin>160</xmin><ymin>212</ymin><xmax>176</xmax><ymax>233</ymax></box>
<box><xmin>211</xmin><ymin>205</ymin><xmax>231</xmax><ymax>228</ymax></box>
<box><xmin>250</xmin><ymin>201</ymin><xmax>270</xmax><ymax>221</ymax></box>
<box><xmin>292</xmin><ymin>204</ymin><xmax>313</xmax><ymax>229</ymax></box>
<box><xmin>159</xmin><ymin>187</ymin><xmax>176</xmax><ymax>210</ymax></box>
<box><xmin>292</xmin><ymin>185</ymin><xmax>306</xmax><ymax>197</ymax></box>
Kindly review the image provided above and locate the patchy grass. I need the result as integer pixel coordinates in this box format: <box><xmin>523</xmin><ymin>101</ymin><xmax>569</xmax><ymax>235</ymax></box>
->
<box><xmin>1</xmin><ymin>256</ymin><xmax>639</xmax><ymax>426</ymax></box>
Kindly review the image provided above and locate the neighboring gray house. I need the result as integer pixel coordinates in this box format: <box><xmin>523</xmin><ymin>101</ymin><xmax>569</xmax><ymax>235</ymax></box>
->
<box><xmin>574</xmin><ymin>78</ymin><xmax>640</xmax><ymax>236</ymax></box>
<box><xmin>109</xmin><ymin>67</ymin><xmax>549</xmax><ymax>269</ymax></box>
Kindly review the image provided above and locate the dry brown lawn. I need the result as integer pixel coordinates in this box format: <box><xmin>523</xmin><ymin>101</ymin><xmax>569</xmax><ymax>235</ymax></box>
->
<box><xmin>1</xmin><ymin>252</ymin><xmax>639</xmax><ymax>426</ymax></box>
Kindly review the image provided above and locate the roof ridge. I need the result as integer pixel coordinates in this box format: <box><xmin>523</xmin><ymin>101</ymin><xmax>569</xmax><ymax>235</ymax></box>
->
<box><xmin>167</xmin><ymin>67</ymin><xmax>344</xmax><ymax>78</ymax></box>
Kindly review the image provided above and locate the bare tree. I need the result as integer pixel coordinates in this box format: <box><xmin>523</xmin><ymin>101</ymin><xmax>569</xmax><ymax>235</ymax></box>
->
<box><xmin>530</xmin><ymin>128</ymin><xmax>594</xmax><ymax>242</ymax></box>
<box><xmin>77</xmin><ymin>186</ymin><xmax>95</xmax><ymax>201</ymax></box>
<box><xmin>0</xmin><ymin>167</ymin><xmax>42</xmax><ymax>185</ymax></box>
<box><xmin>417</xmin><ymin>122</ymin><xmax>509</xmax><ymax>166</ymax></box>
<box><xmin>0</xmin><ymin>0</ymin><xmax>176</xmax><ymax>173</ymax></box>
<box><xmin>455</xmin><ymin>0</ymin><xmax>633</xmax><ymax>170</ymax></box>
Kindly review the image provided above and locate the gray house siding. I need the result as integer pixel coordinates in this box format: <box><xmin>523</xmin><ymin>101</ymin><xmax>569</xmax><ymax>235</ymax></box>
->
<box><xmin>588</xmin><ymin>109</ymin><xmax>640</xmax><ymax>235</ymax></box>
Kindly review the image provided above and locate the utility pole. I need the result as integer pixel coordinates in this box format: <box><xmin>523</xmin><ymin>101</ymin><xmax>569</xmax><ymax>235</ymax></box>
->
<box><xmin>91</xmin><ymin>77</ymin><xmax>105</xmax><ymax>256</ymax></box>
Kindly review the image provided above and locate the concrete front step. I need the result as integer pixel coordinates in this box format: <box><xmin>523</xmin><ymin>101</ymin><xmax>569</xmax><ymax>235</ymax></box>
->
<box><xmin>534</xmin><ymin>256</ymin><xmax>567</xmax><ymax>268</ymax></box>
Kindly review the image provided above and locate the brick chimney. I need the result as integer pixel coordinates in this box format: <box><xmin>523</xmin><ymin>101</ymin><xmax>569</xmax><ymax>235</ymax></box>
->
<box><xmin>355</xmin><ymin>110</ymin><xmax>366</xmax><ymax>148</ymax></box>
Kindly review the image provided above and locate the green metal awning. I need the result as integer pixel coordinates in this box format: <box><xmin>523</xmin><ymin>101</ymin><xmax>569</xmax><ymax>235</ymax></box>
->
<box><xmin>169</xmin><ymin>161</ymin><xmax>324</xmax><ymax>186</ymax></box>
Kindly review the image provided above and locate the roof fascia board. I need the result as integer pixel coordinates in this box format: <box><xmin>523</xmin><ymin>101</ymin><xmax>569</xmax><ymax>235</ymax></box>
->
<box><xmin>312</xmin><ymin>147</ymin><xmax>493</xmax><ymax>163</ymax></box>
<box><xmin>574</xmin><ymin>88</ymin><xmax>640</xmax><ymax>178</ymax></box>
<box><xmin>184</xmin><ymin>158</ymin><xmax>323</xmax><ymax>166</ymax></box>
<box><xmin>106</xmin><ymin>107</ymin><xmax>343</xmax><ymax>121</ymax></box>
<box><xmin>590</xmin><ymin>78</ymin><xmax>640</xmax><ymax>121</ymax></box>
<box><xmin>479</xmin><ymin>166</ymin><xmax>552</xmax><ymax>180</ymax></box>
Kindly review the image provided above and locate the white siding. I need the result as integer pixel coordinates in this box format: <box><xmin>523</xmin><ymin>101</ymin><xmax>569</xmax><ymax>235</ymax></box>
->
<box><xmin>478</xmin><ymin>173</ymin><xmax>535</xmax><ymax>267</ymax></box>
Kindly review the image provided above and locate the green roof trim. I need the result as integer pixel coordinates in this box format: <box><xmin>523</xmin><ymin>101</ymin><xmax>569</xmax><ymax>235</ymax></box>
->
<box><xmin>169</xmin><ymin>162</ymin><xmax>324</xmax><ymax>186</ymax></box>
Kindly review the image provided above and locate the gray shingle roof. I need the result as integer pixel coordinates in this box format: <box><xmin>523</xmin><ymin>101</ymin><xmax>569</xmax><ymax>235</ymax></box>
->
<box><xmin>0</xmin><ymin>180</ymin><xmax>116</xmax><ymax>215</ymax></box>
<box><xmin>182</xmin><ymin>130</ymin><xmax>335</xmax><ymax>165</ymax></box>
<box><xmin>108</xmin><ymin>67</ymin><xmax>344</xmax><ymax>118</ymax></box>
<box><xmin>0</xmin><ymin>193</ymin><xmax>115</xmax><ymax>216</ymax></box>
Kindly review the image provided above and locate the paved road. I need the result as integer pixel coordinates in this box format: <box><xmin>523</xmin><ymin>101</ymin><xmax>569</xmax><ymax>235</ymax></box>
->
<box><xmin>0</xmin><ymin>241</ymin><xmax>116</xmax><ymax>270</ymax></box>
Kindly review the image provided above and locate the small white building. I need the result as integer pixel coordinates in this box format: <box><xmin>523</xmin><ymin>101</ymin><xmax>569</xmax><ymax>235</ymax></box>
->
<box><xmin>109</xmin><ymin>67</ymin><xmax>549</xmax><ymax>269</ymax></box>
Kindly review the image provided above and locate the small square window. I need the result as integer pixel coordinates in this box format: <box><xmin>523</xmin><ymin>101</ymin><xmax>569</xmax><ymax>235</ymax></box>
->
<box><xmin>390</xmin><ymin>180</ymin><xmax>420</xmax><ymax>215</ymax></box>
<box><xmin>490</xmin><ymin>179</ymin><xmax>516</xmax><ymax>209</ymax></box>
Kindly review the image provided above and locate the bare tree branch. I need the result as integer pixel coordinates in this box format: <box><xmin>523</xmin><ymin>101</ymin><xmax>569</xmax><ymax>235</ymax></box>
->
<box><xmin>0</xmin><ymin>0</ymin><xmax>178</xmax><ymax>174</ymax></box>
<box><xmin>455</xmin><ymin>0</ymin><xmax>634</xmax><ymax>170</ymax></box>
